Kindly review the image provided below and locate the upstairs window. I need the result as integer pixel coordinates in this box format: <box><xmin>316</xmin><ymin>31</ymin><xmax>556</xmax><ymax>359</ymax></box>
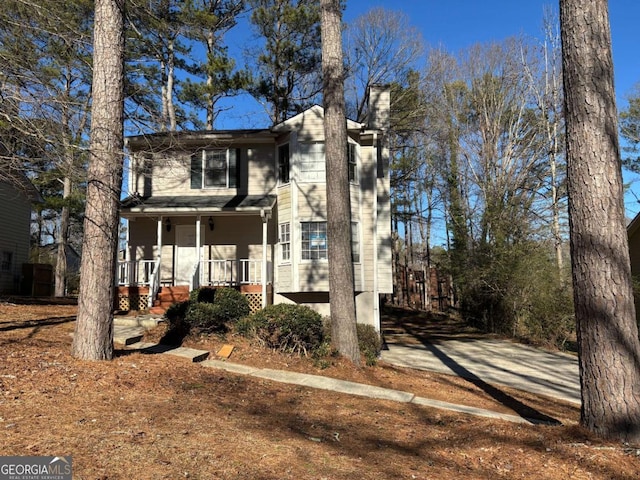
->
<box><xmin>191</xmin><ymin>148</ymin><xmax>239</xmax><ymax>189</ymax></box>
<box><xmin>298</xmin><ymin>142</ymin><xmax>325</xmax><ymax>182</ymax></box>
<box><xmin>348</xmin><ymin>143</ymin><xmax>358</xmax><ymax>183</ymax></box>
<box><xmin>278</xmin><ymin>144</ymin><xmax>290</xmax><ymax>184</ymax></box>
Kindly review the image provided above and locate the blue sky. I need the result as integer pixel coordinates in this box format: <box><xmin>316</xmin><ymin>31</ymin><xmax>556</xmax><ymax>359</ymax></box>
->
<box><xmin>344</xmin><ymin>1</ymin><xmax>640</xmax><ymax>219</ymax></box>
<box><xmin>219</xmin><ymin>1</ymin><xmax>640</xmax><ymax>217</ymax></box>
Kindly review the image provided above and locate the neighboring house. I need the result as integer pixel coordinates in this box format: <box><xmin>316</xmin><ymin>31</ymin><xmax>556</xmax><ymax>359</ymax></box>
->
<box><xmin>0</xmin><ymin>171</ymin><xmax>42</xmax><ymax>294</ymax></box>
<box><xmin>119</xmin><ymin>86</ymin><xmax>392</xmax><ymax>329</ymax></box>
<box><xmin>627</xmin><ymin>212</ymin><xmax>640</xmax><ymax>322</ymax></box>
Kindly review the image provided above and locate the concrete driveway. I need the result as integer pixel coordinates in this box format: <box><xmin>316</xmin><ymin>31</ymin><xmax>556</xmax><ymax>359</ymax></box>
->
<box><xmin>381</xmin><ymin>325</ymin><xmax>581</xmax><ymax>405</ymax></box>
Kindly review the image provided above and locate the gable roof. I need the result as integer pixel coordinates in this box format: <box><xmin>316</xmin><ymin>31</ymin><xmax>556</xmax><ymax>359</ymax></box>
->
<box><xmin>1</xmin><ymin>169</ymin><xmax>43</xmax><ymax>203</ymax></box>
<box><xmin>272</xmin><ymin>105</ymin><xmax>363</xmax><ymax>132</ymax></box>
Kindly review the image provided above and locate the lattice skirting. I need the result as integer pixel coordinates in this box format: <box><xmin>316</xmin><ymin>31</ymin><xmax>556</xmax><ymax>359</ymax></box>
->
<box><xmin>118</xmin><ymin>294</ymin><xmax>149</xmax><ymax>311</ymax></box>
<box><xmin>243</xmin><ymin>292</ymin><xmax>263</xmax><ymax>313</ymax></box>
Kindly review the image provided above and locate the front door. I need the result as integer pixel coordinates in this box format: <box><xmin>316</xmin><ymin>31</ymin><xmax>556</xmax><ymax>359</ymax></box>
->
<box><xmin>175</xmin><ymin>225</ymin><xmax>202</xmax><ymax>285</ymax></box>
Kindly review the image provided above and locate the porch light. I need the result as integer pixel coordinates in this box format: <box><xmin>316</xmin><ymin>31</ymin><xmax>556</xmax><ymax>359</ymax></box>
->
<box><xmin>208</xmin><ymin>216</ymin><xmax>215</xmax><ymax>231</ymax></box>
<box><xmin>165</xmin><ymin>217</ymin><xmax>171</xmax><ymax>232</ymax></box>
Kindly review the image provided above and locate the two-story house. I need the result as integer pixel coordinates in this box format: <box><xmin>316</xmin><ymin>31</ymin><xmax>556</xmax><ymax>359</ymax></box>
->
<box><xmin>118</xmin><ymin>86</ymin><xmax>392</xmax><ymax>329</ymax></box>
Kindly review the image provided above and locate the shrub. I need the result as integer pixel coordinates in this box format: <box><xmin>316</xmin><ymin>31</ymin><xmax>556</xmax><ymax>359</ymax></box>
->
<box><xmin>320</xmin><ymin>317</ymin><xmax>382</xmax><ymax>365</ymax></box>
<box><xmin>189</xmin><ymin>287</ymin><xmax>216</xmax><ymax>304</ymax></box>
<box><xmin>244</xmin><ymin>303</ymin><xmax>324</xmax><ymax>355</ymax></box>
<box><xmin>185</xmin><ymin>302</ymin><xmax>227</xmax><ymax>334</ymax></box>
<box><xmin>357</xmin><ymin>323</ymin><xmax>382</xmax><ymax>366</ymax></box>
<box><xmin>211</xmin><ymin>287</ymin><xmax>250</xmax><ymax>324</ymax></box>
<box><xmin>161</xmin><ymin>300</ymin><xmax>191</xmax><ymax>345</ymax></box>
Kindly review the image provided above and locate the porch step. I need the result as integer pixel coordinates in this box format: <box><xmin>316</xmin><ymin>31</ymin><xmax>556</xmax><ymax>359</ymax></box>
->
<box><xmin>149</xmin><ymin>286</ymin><xmax>191</xmax><ymax>314</ymax></box>
<box><xmin>126</xmin><ymin>341</ymin><xmax>210</xmax><ymax>363</ymax></box>
<box><xmin>114</xmin><ymin>315</ymin><xmax>165</xmax><ymax>329</ymax></box>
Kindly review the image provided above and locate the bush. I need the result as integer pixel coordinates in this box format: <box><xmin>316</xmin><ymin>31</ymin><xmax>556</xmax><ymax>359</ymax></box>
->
<box><xmin>243</xmin><ymin>303</ymin><xmax>324</xmax><ymax>355</ymax></box>
<box><xmin>454</xmin><ymin>240</ymin><xmax>576</xmax><ymax>349</ymax></box>
<box><xmin>185</xmin><ymin>302</ymin><xmax>227</xmax><ymax>334</ymax></box>
<box><xmin>357</xmin><ymin>323</ymin><xmax>382</xmax><ymax>366</ymax></box>
<box><xmin>189</xmin><ymin>287</ymin><xmax>216</xmax><ymax>304</ymax></box>
<box><xmin>322</xmin><ymin>320</ymin><xmax>382</xmax><ymax>365</ymax></box>
<box><xmin>211</xmin><ymin>287</ymin><xmax>250</xmax><ymax>324</ymax></box>
<box><xmin>163</xmin><ymin>287</ymin><xmax>250</xmax><ymax>338</ymax></box>
<box><xmin>161</xmin><ymin>300</ymin><xmax>191</xmax><ymax>345</ymax></box>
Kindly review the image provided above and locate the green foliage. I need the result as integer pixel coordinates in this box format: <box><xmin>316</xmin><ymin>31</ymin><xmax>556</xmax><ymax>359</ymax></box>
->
<box><xmin>242</xmin><ymin>303</ymin><xmax>324</xmax><ymax>355</ymax></box>
<box><xmin>458</xmin><ymin>241</ymin><xmax>575</xmax><ymax>349</ymax></box>
<box><xmin>247</xmin><ymin>0</ymin><xmax>322</xmax><ymax>123</ymax></box>
<box><xmin>189</xmin><ymin>286</ymin><xmax>216</xmax><ymax>303</ymax></box>
<box><xmin>320</xmin><ymin>317</ymin><xmax>381</xmax><ymax>365</ymax></box>
<box><xmin>164</xmin><ymin>287</ymin><xmax>250</xmax><ymax>340</ymax></box>
<box><xmin>356</xmin><ymin>324</ymin><xmax>382</xmax><ymax>366</ymax></box>
<box><xmin>211</xmin><ymin>287</ymin><xmax>250</xmax><ymax>323</ymax></box>
<box><xmin>185</xmin><ymin>302</ymin><xmax>227</xmax><ymax>334</ymax></box>
<box><xmin>162</xmin><ymin>300</ymin><xmax>192</xmax><ymax>344</ymax></box>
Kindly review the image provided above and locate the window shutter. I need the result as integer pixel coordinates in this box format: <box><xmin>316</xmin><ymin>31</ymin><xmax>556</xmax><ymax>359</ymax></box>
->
<box><xmin>190</xmin><ymin>152</ymin><xmax>202</xmax><ymax>189</ymax></box>
<box><xmin>229</xmin><ymin>148</ymin><xmax>240</xmax><ymax>188</ymax></box>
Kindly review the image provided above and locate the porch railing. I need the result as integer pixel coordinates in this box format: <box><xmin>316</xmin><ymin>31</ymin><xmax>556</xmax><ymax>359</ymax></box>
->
<box><xmin>148</xmin><ymin>256</ymin><xmax>161</xmax><ymax>308</ymax></box>
<box><xmin>200</xmin><ymin>259</ymin><xmax>264</xmax><ymax>286</ymax></box>
<box><xmin>117</xmin><ymin>259</ymin><xmax>157</xmax><ymax>286</ymax></box>
<box><xmin>118</xmin><ymin>258</ymin><xmax>269</xmax><ymax>288</ymax></box>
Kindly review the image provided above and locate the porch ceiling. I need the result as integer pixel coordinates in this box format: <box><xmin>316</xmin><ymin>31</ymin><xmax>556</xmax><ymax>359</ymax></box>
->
<box><xmin>120</xmin><ymin>194</ymin><xmax>276</xmax><ymax>215</ymax></box>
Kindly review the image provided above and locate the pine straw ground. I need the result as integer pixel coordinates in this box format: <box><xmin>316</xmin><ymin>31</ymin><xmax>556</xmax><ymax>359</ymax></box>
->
<box><xmin>1</xmin><ymin>301</ymin><xmax>639</xmax><ymax>479</ymax></box>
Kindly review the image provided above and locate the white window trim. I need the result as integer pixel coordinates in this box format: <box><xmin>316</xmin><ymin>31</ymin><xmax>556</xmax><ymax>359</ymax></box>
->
<box><xmin>348</xmin><ymin>142</ymin><xmax>359</xmax><ymax>185</ymax></box>
<box><xmin>298</xmin><ymin>141</ymin><xmax>326</xmax><ymax>183</ymax></box>
<box><xmin>199</xmin><ymin>148</ymin><xmax>236</xmax><ymax>189</ymax></box>
<box><xmin>279</xmin><ymin>222</ymin><xmax>291</xmax><ymax>264</ymax></box>
<box><xmin>278</xmin><ymin>143</ymin><xmax>290</xmax><ymax>186</ymax></box>
<box><xmin>300</xmin><ymin>220</ymin><xmax>328</xmax><ymax>262</ymax></box>
<box><xmin>351</xmin><ymin>221</ymin><xmax>361</xmax><ymax>264</ymax></box>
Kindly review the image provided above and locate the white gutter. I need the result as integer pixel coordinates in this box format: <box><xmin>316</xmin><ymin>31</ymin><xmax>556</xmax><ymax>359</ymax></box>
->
<box><xmin>372</xmin><ymin>132</ymin><xmax>380</xmax><ymax>332</ymax></box>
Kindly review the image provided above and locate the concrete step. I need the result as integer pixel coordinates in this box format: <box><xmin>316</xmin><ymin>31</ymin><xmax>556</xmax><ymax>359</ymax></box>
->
<box><xmin>113</xmin><ymin>325</ymin><xmax>146</xmax><ymax>345</ymax></box>
<box><xmin>127</xmin><ymin>341</ymin><xmax>209</xmax><ymax>362</ymax></box>
<box><xmin>114</xmin><ymin>315</ymin><xmax>164</xmax><ymax>328</ymax></box>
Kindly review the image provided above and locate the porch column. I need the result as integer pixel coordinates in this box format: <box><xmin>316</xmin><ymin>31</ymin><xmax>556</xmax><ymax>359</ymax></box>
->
<box><xmin>261</xmin><ymin>209</ymin><xmax>271</xmax><ymax>308</ymax></box>
<box><xmin>157</xmin><ymin>216</ymin><xmax>163</xmax><ymax>258</ymax></box>
<box><xmin>195</xmin><ymin>216</ymin><xmax>202</xmax><ymax>289</ymax></box>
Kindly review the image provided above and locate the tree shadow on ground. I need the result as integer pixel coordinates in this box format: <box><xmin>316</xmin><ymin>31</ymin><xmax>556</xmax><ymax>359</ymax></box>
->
<box><xmin>382</xmin><ymin>307</ymin><xmax>562</xmax><ymax>425</ymax></box>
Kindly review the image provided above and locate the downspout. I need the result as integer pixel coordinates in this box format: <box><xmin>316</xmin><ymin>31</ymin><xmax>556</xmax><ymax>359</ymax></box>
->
<box><xmin>372</xmin><ymin>132</ymin><xmax>380</xmax><ymax>332</ymax></box>
<box><xmin>261</xmin><ymin>208</ymin><xmax>271</xmax><ymax>308</ymax></box>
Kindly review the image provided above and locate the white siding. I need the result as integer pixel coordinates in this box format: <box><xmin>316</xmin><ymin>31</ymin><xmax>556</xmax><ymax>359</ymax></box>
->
<box><xmin>140</xmin><ymin>143</ymin><xmax>276</xmax><ymax>197</ymax></box>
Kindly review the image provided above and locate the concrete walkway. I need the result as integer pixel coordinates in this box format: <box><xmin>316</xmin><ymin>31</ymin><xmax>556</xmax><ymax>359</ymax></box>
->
<box><xmin>381</xmin><ymin>337</ymin><xmax>581</xmax><ymax>405</ymax></box>
<box><xmin>113</xmin><ymin>323</ymin><xmax>576</xmax><ymax>425</ymax></box>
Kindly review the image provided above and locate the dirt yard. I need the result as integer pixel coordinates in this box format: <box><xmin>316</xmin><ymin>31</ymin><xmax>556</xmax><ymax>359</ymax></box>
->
<box><xmin>1</xmin><ymin>301</ymin><xmax>639</xmax><ymax>479</ymax></box>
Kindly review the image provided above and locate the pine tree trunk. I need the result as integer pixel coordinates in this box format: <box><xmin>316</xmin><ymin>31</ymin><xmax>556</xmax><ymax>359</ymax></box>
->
<box><xmin>321</xmin><ymin>0</ymin><xmax>360</xmax><ymax>365</ymax></box>
<box><xmin>72</xmin><ymin>0</ymin><xmax>125</xmax><ymax>361</ymax></box>
<box><xmin>560</xmin><ymin>0</ymin><xmax>640</xmax><ymax>442</ymax></box>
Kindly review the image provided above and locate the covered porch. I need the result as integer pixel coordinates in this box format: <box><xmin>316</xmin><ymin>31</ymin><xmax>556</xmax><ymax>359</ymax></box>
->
<box><xmin>117</xmin><ymin>194</ymin><xmax>276</xmax><ymax>311</ymax></box>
